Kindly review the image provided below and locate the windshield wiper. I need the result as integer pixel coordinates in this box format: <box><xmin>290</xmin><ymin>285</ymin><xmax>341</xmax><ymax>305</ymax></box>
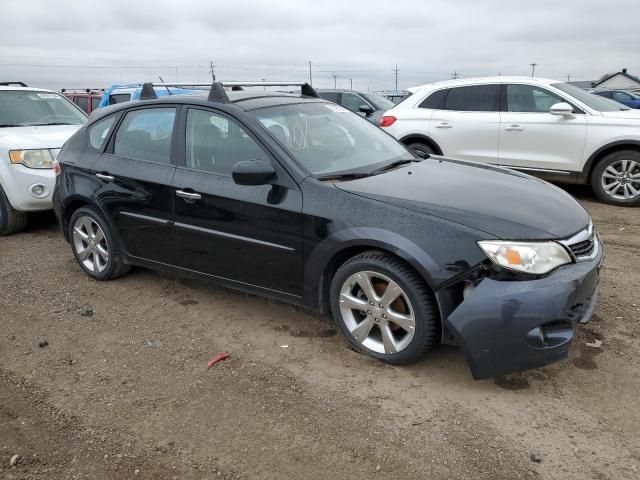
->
<box><xmin>368</xmin><ymin>158</ymin><xmax>421</xmax><ymax>176</ymax></box>
<box><xmin>29</xmin><ymin>122</ymin><xmax>76</xmax><ymax>126</ymax></box>
<box><xmin>317</xmin><ymin>171</ymin><xmax>372</xmax><ymax>181</ymax></box>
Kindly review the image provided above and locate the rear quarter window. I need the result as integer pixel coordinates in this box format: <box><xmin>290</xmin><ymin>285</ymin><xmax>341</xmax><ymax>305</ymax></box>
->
<box><xmin>88</xmin><ymin>115</ymin><xmax>117</xmax><ymax>150</ymax></box>
<box><xmin>419</xmin><ymin>89</ymin><xmax>449</xmax><ymax>109</ymax></box>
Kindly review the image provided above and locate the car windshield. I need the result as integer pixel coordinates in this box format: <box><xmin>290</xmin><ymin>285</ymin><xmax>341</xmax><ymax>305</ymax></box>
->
<box><xmin>361</xmin><ymin>93</ymin><xmax>396</xmax><ymax>111</ymax></box>
<box><xmin>253</xmin><ymin>102</ymin><xmax>410</xmax><ymax>176</ymax></box>
<box><xmin>0</xmin><ymin>90</ymin><xmax>87</xmax><ymax>127</ymax></box>
<box><xmin>552</xmin><ymin>83</ymin><xmax>630</xmax><ymax>112</ymax></box>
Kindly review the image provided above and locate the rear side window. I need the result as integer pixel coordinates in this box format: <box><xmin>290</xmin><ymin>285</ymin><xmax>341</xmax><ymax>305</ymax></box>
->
<box><xmin>114</xmin><ymin>108</ymin><xmax>176</xmax><ymax>164</ymax></box>
<box><xmin>109</xmin><ymin>93</ymin><xmax>131</xmax><ymax>105</ymax></box>
<box><xmin>88</xmin><ymin>115</ymin><xmax>117</xmax><ymax>150</ymax></box>
<box><xmin>91</xmin><ymin>97</ymin><xmax>101</xmax><ymax>111</ymax></box>
<box><xmin>75</xmin><ymin>96</ymin><xmax>89</xmax><ymax>112</ymax></box>
<box><xmin>419</xmin><ymin>89</ymin><xmax>449</xmax><ymax>109</ymax></box>
<box><xmin>319</xmin><ymin>92</ymin><xmax>339</xmax><ymax>103</ymax></box>
<box><xmin>443</xmin><ymin>85</ymin><xmax>500</xmax><ymax>111</ymax></box>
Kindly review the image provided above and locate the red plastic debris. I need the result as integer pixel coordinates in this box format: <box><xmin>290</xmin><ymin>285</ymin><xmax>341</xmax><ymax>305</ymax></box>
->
<box><xmin>207</xmin><ymin>352</ymin><xmax>231</xmax><ymax>369</ymax></box>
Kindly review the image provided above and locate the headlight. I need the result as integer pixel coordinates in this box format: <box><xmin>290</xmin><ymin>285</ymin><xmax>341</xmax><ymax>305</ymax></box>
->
<box><xmin>478</xmin><ymin>240</ymin><xmax>572</xmax><ymax>275</ymax></box>
<box><xmin>9</xmin><ymin>149</ymin><xmax>54</xmax><ymax>169</ymax></box>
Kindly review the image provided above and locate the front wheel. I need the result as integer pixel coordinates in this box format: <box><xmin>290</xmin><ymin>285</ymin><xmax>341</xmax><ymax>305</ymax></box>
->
<box><xmin>406</xmin><ymin>142</ymin><xmax>436</xmax><ymax>158</ymax></box>
<box><xmin>68</xmin><ymin>207</ymin><xmax>130</xmax><ymax>280</ymax></box>
<box><xmin>330</xmin><ymin>251</ymin><xmax>440</xmax><ymax>364</ymax></box>
<box><xmin>591</xmin><ymin>150</ymin><xmax>640</xmax><ymax>206</ymax></box>
<box><xmin>0</xmin><ymin>185</ymin><xmax>28</xmax><ymax>236</ymax></box>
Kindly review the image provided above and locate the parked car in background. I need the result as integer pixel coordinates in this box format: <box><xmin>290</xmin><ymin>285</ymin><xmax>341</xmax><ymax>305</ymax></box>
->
<box><xmin>62</xmin><ymin>89</ymin><xmax>103</xmax><ymax>114</ymax></box>
<box><xmin>0</xmin><ymin>82</ymin><xmax>87</xmax><ymax>235</ymax></box>
<box><xmin>97</xmin><ymin>83</ymin><xmax>207</xmax><ymax>109</ymax></box>
<box><xmin>381</xmin><ymin>76</ymin><xmax>640</xmax><ymax>206</ymax></box>
<box><xmin>317</xmin><ymin>89</ymin><xmax>395</xmax><ymax>124</ymax></box>
<box><xmin>378</xmin><ymin>89</ymin><xmax>411</xmax><ymax>104</ymax></box>
<box><xmin>591</xmin><ymin>89</ymin><xmax>640</xmax><ymax>109</ymax></box>
<box><xmin>53</xmin><ymin>81</ymin><xmax>602</xmax><ymax>379</ymax></box>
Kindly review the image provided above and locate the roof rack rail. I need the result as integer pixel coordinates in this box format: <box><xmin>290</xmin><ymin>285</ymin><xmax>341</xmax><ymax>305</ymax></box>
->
<box><xmin>0</xmin><ymin>81</ymin><xmax>28</xmax><ymax>87</ymax></box>
<box><xmin>60</xmin><ymin>88</ymin><xmax>105</xmax><ymax>93</ymax></box>
<box><xmin>205</xmin><ymin>81</ymin><xmax>320</xmax><ymax>103</ymax></box>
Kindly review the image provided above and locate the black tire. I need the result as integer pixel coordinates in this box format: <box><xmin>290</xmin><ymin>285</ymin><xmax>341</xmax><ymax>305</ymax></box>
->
<box><xmin>68</xmin><ymin>206</ymin><xmax>130</xmax><ymax>280</ymax></box>
<box><xmin>406</xmin><ymin>142</ymin><xmax>436</xmax><ymax>158</ymax></box>
<box><xmin>591</xmin><ymin>150</ymin><xmax>640</xmax><ymax>207</ymax></box>
<box><xmin>0</xmin><ymin>185</ymin><xmax>28</xmax><ymax>236</ymax></box>
<box><xmin>330</xmin><ymin>250</ymin><xmax>440</xmax><ymax>365</ymax></box>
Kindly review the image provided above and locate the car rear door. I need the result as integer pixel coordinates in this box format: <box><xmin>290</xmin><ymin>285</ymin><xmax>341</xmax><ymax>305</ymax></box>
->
<box><xmin>171</xmin><ymin>106</ymin><xmax>304</xmax><ymax>296</ymax></box>
<box><xmin>427</xmin><ymin>84</ymin><xmax>501</xmax><ymax>164</ymax></box>
<box><xmin>498</xmin><ymin>83</ymin><xmax>587</xmax><ymax>172</ymax></box>
<box><xmin>95</xmin><ymin>105</ymin><xmax>178</xmax><ymax>264</ymax></box>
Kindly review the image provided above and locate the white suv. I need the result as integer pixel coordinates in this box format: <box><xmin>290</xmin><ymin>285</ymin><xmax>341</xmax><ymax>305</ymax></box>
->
<box><xmin>0</xmin><ymin>83</ymin><xmax>86</xmax><ymax>235</ymax></box>
<box><xmin>381</xmin><ymin>76</ymin><xmax>640</xmax><ymax>206</ymax></box>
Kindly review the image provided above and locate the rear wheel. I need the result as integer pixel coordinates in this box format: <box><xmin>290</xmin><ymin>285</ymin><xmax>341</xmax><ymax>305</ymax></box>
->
<box><xmin>69</xmin><ymin>207</ymin><xmax>130</xmax><ymax>280</ymax></box>
<box><xmin>0</xmin><ymin>185</ymin><xmax>28</xmax><ymax>236</ymax></box>
<box><xmin>406</xmin><ymin>142</ymin><xmax>436</xmax><ymax>158</ymax></box>
<box><xmin>330</xmin><ymin>251</ymin><xmax>439</xmax><ymax>364</ymax></box>
<box><xmin>591</xmin><ymin>150</ymin><xmax>640</xmax><ymax>206</ymax></box>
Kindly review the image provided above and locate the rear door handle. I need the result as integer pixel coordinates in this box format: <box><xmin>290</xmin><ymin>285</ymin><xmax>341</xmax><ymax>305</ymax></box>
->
<box><xmin>95</xmin><ymin>172</ymin><xmax>114</xmax><ymax>181</ymax></box>
<box><xmin>505</xmin><ymin>124</ymin><xmax>524</xmax><ymax>132</ymax></box>
<box><xmin>176</xmin><ymin>189</ymin><xmax>202</xmax><ymax>202</ymax></box>
<box><xmin>435</xmin><ymin>122</ymin><xmax>452</xmax><ymax>129</ymax></box>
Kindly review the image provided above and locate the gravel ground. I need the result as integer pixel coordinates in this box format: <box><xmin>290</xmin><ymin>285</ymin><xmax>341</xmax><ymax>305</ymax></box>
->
<box><xmin>1</xmin><ymin>185</ymin><xmax>639</xmax><ymax>479</ymax></box>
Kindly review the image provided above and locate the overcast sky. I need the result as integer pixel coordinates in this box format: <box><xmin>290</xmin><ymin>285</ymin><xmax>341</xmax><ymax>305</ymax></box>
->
<box><xmin>1</xmin><ymin>0</ymin><xmax>638</xmax><ymax>92</ymax></box>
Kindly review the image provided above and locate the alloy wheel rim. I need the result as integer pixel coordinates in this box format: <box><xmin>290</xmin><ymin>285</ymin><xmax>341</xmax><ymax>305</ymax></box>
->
<box><xmin>72</xmin><ymin>216</ymin><xmax>109</xmax><ymax>273</ymax></box>
<box><xmin>339</xmin><ymin>271</ymin><xmax>415</xmax><ymax>354</ymax></box>
<box><xmin>601</xmin><ymin>159</ymin><xmax>640</xmax><ymax>200</ymax></box>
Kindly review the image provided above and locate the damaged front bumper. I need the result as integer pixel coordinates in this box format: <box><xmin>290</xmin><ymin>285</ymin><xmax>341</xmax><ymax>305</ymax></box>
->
<box><xmin>445</xmin><ymin>244</ymin><xmax>603</xmax><ymax>380</ymax></box>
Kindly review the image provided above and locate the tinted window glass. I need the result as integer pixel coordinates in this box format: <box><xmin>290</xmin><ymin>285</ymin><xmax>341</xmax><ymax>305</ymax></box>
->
<box><xmin>340</xmin><ymin>93</ymin><xmax>368</xmax><ymax>112</ymax></box>
<box><xmin>109</xmin><ymin>93</ymin><xmax>131</xmax><ymax>105</ymax></box>
<box><xmin>419</xmin><ymin>89</ymin><xmax>449</xmax><ymax>109</ymax></box>
<box><xmin>91</xmin><ymin>97</ymin><xmax>101</xmax><ymax>111</ymax></box>
<box><xmin>443</xmin><ymin>85</ymin><xmax>499</xmax><ymax>111</ymax></box>
<box><xmin>114</xmin><ymin>108</ymin><xmax>176</xmax><ymax>164</ymax></box>
<box><xmin>319</xmin><ymin>92</ymin><xmax>339</xmax><ymax>103</ymax></box>
<box><xmin>552</xmin><ymin>82</ymin><xmax>627</xmax><ymax>112</ymax></box>
<box><xmin>89</xmin><ymin>115</ymin><xmax>117</xmax><ymax>150</ymax></box>
<box><xmin>185</xmin><ymin>108</ymin><xmax>266</xmax><ymax>176</ymax></box>
<box><xmin>612</xmin><ymin>91</ymin><xmax>632</xmax><ymax>101</ymax></box>
<box><xmin>506</xmin><ymin>84</ymin><xmax>564</xmax><ymax>112</ymax></box>
<box><xmin>75</xmin><ymin>96</ymin><xmax>89</xmax><ymax>112</ymax></box>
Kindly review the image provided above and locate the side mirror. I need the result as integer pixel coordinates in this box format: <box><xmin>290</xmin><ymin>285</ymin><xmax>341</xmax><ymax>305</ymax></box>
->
<box><xmin>232</xmin><ymin>160</ymin><xmax>276</xmax><ymax>186</ymax></box>
<box><xmin>550</xmin><ymin>102</ymin><xmax>574</xmax><ymax>116</ymax></box>
<box><xmin>359</xmin><ymin>104</ymin><xmax>374</xmax><ymax>115</ymax></box>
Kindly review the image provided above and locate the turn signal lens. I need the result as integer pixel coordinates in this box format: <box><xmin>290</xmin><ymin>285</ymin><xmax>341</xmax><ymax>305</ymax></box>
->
<box><xmin>379</xmin><ymin>115</ymin><xmax>397</xmax><ymax>127</ymax></box>
<box><xmin>9</xmin><ymin>149</ymin><xmax>54</xmax><ymax>169</ymax></box>
<box><xmin>478</xmin><ymin>240</ymin><xmax>572</xmax><ymax>275</ymax></box>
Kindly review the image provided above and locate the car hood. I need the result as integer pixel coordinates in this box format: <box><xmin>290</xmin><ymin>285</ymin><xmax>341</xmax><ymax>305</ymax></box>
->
<box><xmin>334</xmin><ymin>158</ymin><xmax>590</xmax><ymax>240</ymax></box>
<box><xmin>0</xmin><ymin>125</ymin><xmax>81</xmax><ymax>150</ymax></box>
<box><xmin>598</xmin><ymin>109</ymin><xmax>640</xmax><ymax>119</ymax></box>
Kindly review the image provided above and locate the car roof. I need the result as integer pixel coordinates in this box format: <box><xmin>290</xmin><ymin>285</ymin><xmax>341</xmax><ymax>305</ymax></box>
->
<box><xmin>0</xmin><ymin>86</ymin><xmax>58</xmax><ymax>93</ymax></box>
<box><xmin>408</xmin><ymin>76</ymin><xmax>563</xmax><ymax>93</ymax></box>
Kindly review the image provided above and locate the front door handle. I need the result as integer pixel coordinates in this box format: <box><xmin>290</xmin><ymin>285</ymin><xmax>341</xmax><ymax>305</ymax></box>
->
<box><xmin>435</xmin><ymin>122</ymin><xmax>452</xmax><ymax>129</ymax></box>
<box><xmin>95</xmin><ymin>172</ymin><xmax>114</xmax><ymax>181</ymax></box>
<box><xmin>505</xmin><ymin>124</ymin><xmax>524</xmax><ymax>132</ymax></box>
<box><xmin>176</xmin><ymin>189</ymin><xmax>202</xmax><ymax>202</ymax></box>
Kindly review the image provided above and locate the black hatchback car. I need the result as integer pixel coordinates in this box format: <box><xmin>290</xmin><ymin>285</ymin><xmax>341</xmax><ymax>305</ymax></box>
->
<box><xmin>53</xmin><ymin>81</ymin><xmax>602</xmax><ymax>379</ymax></box>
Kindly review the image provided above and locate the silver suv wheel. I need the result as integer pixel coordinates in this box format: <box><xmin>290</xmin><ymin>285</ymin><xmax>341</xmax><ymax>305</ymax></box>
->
<box><xmin>601</xmin><ymin>159</ymin><xmax>640</xmax><ymax>200</ymax></box>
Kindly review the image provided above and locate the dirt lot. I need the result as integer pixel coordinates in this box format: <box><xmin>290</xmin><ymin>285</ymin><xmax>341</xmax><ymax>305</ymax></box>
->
<box><xmin>1</xmin><ymin>185</ymin><xmax>639</xmax><ymax>480</ymax></box>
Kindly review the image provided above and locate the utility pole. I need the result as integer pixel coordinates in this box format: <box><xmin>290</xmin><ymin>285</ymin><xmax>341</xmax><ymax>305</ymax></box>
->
<box><xmin>530</xmin><ymin>61</ymin><xmax>538</xmax><ymax>77</ymax></box>
<box><xmin>175</xmin><ymin>66</ymin><xmax>179</xmax><ymax>81</ymax></box>
<box><xmin>308</xmin><ymin>61</ymin><xmax>312</xmax><ymax>86</ymax></box>
<box><xmin>349</xmin><ymin>78</ymin><xmax>353</xmax><ymax>90</ymax></box>
<box><xmin>332</xmin><ymin>74</ymin><xmax>338</xmax><ymax>88</ymax></box>
<box><xmin>566</xmin><ymin>74</ymin><xmax>572</xmax><ymax>82</ymax></box>
<box><xmin>452</xmin><ymin>71</ymin><xmax>459</xmax><ymax>79</ymax></box>
<box><xmin>209</xmin><ymin>60</ymin><xmax>216</xmax><ymax>81</ymax></box>
<box><xmin>261</xmin><ymin>78</ymin><xmax>267</xmax><ymax>91</ymax></box>
<box><xmin>393</xmin><ymin>64</ymin><xmax>399</xmax><ymax>90</ymax></box>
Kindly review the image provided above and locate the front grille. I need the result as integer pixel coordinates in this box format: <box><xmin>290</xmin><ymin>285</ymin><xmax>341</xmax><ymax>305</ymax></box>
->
<box><xmin>569</xmin><ymin>237</ymin><xmax>595</xmax><ymax>258</ymax></box>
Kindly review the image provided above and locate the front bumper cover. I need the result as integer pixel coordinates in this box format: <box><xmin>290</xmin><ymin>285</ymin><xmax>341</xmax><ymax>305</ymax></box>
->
<box><xmin>445</xmin><ymin>245</ymin><xmax>603</xmax><ymax>379</ymax></box>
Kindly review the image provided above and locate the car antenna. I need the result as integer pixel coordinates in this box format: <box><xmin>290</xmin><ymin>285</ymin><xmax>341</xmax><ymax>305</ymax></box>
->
<box><xmin>208</xmin><ymin>82</ymin><xmax>230</xmax><ymax>103</ymax></box>
<box><xmin>158</xmin><ymin>76</ymin><xmax>172</xmax><ymax>95</ymax></box>
<box><xmin>139</xmin><ymin>82</ymin><xmax>157</xmax><ymax>100</ymax></box>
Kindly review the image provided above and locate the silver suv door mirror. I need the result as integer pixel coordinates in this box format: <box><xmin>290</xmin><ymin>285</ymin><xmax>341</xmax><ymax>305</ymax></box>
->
<box><xmin>550</xmin><ymin>102</ymin><xmax>574</xmax><ymax>116</ymax></box>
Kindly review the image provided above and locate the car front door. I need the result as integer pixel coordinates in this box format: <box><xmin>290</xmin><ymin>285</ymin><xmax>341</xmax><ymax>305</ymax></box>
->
<box><xmin>95</xmin><ymin>105</ymin><xmax>178</xmax><ymax>264</ymax></box>
<box><xmin>427</xmin><ymin>84</ymin><xmax>501</xmax><ymax>164</ymax></box>
<box><xmin>499</xmin><ymin>83</ymin><xmax>587</xmax><ymax>172</ymax></box>
<box><xmin>171</xmin><ymin>107</ymin><xmax>304</xmax><ymax>296</ymax></box>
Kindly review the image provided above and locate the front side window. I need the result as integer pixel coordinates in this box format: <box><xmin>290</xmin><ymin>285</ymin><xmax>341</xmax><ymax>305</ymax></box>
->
<box><xmin>506</xmin><ymin>84</ymin><xmax>564</xmax><ymax>113</ymax></box>
<box><xmin>319</xmin><ymin>92</ymin><xmax>339</xmax><ymax>103</ymax></box>
<box><xmin>185</xmin><ymin>108</ymin><xmax>267</xmax><ymax>176</ymax></box>
<box><xmin>253</xmin><ymin>102</ymin><xmax>409</xmax><ymax>176</ymax></box>
<box><xmin>89</xmin><ymin>115</ymin><xmax>117</xmax><ymax>150</ymax></box>
<box><xmin>0</xmin><ymin>90</ymin><xmax>87</xmax><ymax>127</ymax></box>
<box><xmin>612</xmin><ymin>91</ymin><xmax>633</xmax><ymax>101</ymax></box>
<box><xmin>340</xmin><ymin>93</ymin><xmax>368</xmax><ymax>113</ymax></box>
<box><xmin>443</xmin><ymin>85</ymin><xmax>499</xmax><ymax>111</ymax></box>
<box><xmin>361</xmin><ymin>93</ymin><xmax>395</xmax><ymax>111</ymax></box>
<box><xmin>113</xmin><ymin>108</ymin><xmax>176</xmax><ymax>164</ymax></box>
